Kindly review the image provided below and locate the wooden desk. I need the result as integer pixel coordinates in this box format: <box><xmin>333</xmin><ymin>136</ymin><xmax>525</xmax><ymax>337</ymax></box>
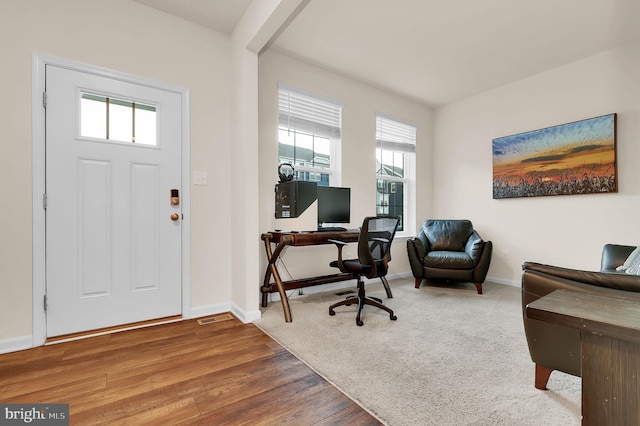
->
<box><xmin>261</xmin><ymin>230</ymin><xmax>359</xmax><ymax>322</ymax></box>
<box><xmin>526</xmin><ymin>289</ymin><xmax>640</xmax><ymax>425</ymax></box>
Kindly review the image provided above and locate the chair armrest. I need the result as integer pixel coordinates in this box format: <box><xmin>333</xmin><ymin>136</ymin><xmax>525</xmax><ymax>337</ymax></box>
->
<box><xmin>408</xmin><ymin>228</ymin><xmax>428</xmax><ymax>257</ymax></box>
<box><xmin>464</xmin><ymin>231</ymin><xmax>485</xmax><ymax>263</ymax></box>
<box><xmin>407</xmin><ymin>237</ymin><xmax>426</xmax><ymax>278</ymax></box>
<box><xmin>328</xmin><ymin>239</ymin><xmax>347</xmax><ymax>271</ymax></box>
<box><xmin>522</xmin><ymin>261</ymin><xmax>640</xmax><ymax>292</ymax></box>
<box><xmin>601</xmin><ymin>244</ymin><xmax>636</xmax><ymax>271</ymax></box>
<box><xmin>327</xmin><ymin>239</ymin><xmax>347</xmax><ymax>247</ymax></box>
<box><xmin>473</xmin><ymin>240</ymin><xmax>492</xmax><ymax>283</ymax></box>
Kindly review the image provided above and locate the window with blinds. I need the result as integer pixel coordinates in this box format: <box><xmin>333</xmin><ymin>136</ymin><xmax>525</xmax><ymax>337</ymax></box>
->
<box><xmin>278</xmin><ymin>85</ymin><xmax>342</xmax><ymax>185</ymax></box>
<box><xmin>376</xmin><ymin>114</ymin><xmax>417</xmax><ymax>232</ymax></box>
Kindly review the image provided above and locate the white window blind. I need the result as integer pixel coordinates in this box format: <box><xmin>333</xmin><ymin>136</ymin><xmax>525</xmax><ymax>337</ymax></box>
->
<box><xmin>278</xmin><ymin>85</ymin><xmax>341</xmax><ymax>139</ymax></box>
<box><xmin>376</xmin><ymin>115</ymin><xmax>416</xmax><ymax>153</ymax></box>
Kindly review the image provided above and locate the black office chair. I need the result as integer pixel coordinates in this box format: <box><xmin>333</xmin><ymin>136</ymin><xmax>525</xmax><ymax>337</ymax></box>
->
<box><xmin>328</xmin><ymin>216</ymin><xmax>399</xmax><ymax>326</ymax></box>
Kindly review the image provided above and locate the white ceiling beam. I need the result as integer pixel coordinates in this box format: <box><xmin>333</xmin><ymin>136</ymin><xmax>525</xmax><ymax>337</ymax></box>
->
<box><xmin>233</xmin><ymin>0</ymin><xmax>310</xmax><ymax>54</ymax></box>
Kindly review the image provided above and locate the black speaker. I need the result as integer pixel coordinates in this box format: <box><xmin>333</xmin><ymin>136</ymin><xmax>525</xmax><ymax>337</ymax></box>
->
<box><xmin>275</xmin><ymin>181</ymin><xmax>317</xmax><ymax>218</ymax></box>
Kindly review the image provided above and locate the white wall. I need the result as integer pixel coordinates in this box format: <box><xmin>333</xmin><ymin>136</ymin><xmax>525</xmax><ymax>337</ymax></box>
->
<box><xmin>258</xmin><ymin>50</ymin><xmax>433</xmax><ymax>293</ymax></box>
<box><xmin>0</xmin><ymin>0</ymin><xmax>233</xmax><ymax>343</ymax></box>
<box><xmin>434</xmin><ymin>42</ymin><xmax>640</xmax><ymax>284</ymax></box>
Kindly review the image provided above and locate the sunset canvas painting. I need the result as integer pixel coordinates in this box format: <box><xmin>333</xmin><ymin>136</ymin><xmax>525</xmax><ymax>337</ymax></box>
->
<box><xmin>492</xmin><ymin>114</ymin><xmax>617</xmax><ymax>199</ymax></box>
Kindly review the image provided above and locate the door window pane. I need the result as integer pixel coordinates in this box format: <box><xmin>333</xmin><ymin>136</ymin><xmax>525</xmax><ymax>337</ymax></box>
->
<box><xmin>109</xmin><ymin>100</ymin><xmax>133</xmax><ymax>143</ymax></box>
<box><xmin>80</xmin><ymin>94</ymin><xmax>107</xmax><ymax>139</ymax></box>
<box><xmin>80</xmin><ymin>92</ymin><xmax>156</xmax><ymax>146</ymax></box>
<box><xmin>135</xmin><ymin>107</ymin><xmax>156</xmax><ymax>145</ymax></box>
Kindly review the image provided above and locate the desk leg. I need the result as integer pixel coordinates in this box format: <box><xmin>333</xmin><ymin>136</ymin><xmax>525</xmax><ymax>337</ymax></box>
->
<box><xmin>261</xmin><ymin>235</ymin><xmax>293</xmax><ymax>323</ymax></box>
<box><xmin>269</xmin><ymin>262</ymin><xmax>292</xmax><ymax>323</ymax></box>
<box><xmin>261</xmin><ymin>267</ymin><xmax>271</xmax><ymax>308</ymax></box>
<box><xmin>261</xmin><ymin>236</ymin><xmax>273</xmax><ymax>308</ymax></box>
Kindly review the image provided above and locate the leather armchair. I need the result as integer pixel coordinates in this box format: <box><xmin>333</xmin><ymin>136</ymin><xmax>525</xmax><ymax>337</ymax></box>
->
<box><xmin>407</xmin><ymin>219</ymin><xmax>492</xmax><ymax>294</ymax></box>
<box><xmin>522</xmin><ymin>244</ymin><xmax>640</xmax><ymax>389</ymax></box>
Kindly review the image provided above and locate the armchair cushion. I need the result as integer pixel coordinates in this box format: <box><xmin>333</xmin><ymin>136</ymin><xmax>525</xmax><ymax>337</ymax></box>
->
<box><xmin>423</xmin><ymin>220</ymin><xmax>473</xmax><ymax>251</ymax></box>
<box><xmin>424</xmin><ymin>251</ymin><xmax>474</xmax><ymax>269</ymax></box>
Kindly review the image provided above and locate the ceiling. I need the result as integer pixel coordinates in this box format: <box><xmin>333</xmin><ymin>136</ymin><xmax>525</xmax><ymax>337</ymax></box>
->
<box><xmin>134</xmin><ymin>0</ymin><xmax>640</xmax><ymax>107</ymax></box>
<box><xmin>133</xmin><ymin>0</ymin><xmax>253</xmax><ymax>35</ymax></box>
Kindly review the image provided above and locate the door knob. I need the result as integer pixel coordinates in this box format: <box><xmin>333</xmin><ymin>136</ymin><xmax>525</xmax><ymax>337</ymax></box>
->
<box><xmin>170</xmin><ymin>213</ymin><xmax>180</xmax><ymax>221</ymax></box>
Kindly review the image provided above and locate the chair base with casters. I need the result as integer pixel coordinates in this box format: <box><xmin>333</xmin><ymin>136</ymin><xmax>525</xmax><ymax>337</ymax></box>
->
<box><xmin>329</xmin><ymin>276</ymin><xmax>397</xmax><ymax>326</ymax></box>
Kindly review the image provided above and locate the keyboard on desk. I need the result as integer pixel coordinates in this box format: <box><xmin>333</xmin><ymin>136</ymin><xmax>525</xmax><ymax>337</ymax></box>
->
<box><xmin>316</xmin><ymin>226</ymin><xmax>348</xmax><ymax>232</ymax></box>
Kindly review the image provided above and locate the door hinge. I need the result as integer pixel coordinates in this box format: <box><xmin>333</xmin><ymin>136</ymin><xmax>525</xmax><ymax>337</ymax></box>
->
<box><xmin>43</xmin><ymin>193</ymin><xmax>47</xmax><ymax>209</ymax></box>
<box><xmin>43</xmin><ymin>91</ymin><xmax>47</xmax><ymax>108</ymax></box>
<box><xmin>44</xmin><ymin>294</ymin><xmax>48</xmax><ymax>312</ymax></box>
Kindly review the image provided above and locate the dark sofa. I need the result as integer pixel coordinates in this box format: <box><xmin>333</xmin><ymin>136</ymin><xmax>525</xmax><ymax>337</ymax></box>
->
<box><xmin>521</xmin><ymin>243</ymin><xmax>640</xmax><ymax>389</ymax></box>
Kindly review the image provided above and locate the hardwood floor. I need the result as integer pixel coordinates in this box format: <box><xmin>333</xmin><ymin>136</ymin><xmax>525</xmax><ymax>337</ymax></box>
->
<box><xmin>0</xmin><ymin>316</ymin><xmax>381</xmax><ymax>425</ymax></box>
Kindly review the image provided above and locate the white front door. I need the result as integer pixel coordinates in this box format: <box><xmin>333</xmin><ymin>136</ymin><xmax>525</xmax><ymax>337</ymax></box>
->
<box><xmin>45</xmin><ymin>64</ymin><xmax>183</xmax><ymax>337</ymax></box>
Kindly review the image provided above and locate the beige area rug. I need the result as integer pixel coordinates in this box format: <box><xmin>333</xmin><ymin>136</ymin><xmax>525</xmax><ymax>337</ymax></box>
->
<box><xmin>254</xmin><ymin>278</ymin><xmax>581</xmax><ymax>426</ymax></box>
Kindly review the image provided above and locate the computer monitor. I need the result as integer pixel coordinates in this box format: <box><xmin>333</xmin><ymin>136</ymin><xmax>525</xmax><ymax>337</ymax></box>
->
<box><xmin>316</xmin><ymin>186</ymin><xmax>350</xmax><ymax>226</ymax></box>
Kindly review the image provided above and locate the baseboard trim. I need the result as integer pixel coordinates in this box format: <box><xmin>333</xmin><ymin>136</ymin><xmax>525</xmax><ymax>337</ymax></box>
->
<box><xmin>231</xmin><ymin>304</ymin><xmax>262</xmax><ymax>323</ymax></box>
<box><xmin>487</xmin><ymin>275</ymin><xmax>520</xmax><ymax>287</ymax></box>
<box><xmin>0</xmin><ymin>335</ymin><xmax>33</xmax><ymax>355</ymax></box>
<box><xmin>190</xmin><ymin>302</ymin><xmax>260</xmax><ymax>323</ymax></box>
<box><xmin>190</xmin><ymin>303</ymin><xmax>232</xmax><ymax>319</ymax></box>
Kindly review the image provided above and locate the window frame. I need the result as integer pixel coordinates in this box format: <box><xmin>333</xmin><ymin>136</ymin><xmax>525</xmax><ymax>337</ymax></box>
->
<box><xmin>376</xmin><ymin>114</ymin><xmax>417</xmax><ymax>236</ymax></box>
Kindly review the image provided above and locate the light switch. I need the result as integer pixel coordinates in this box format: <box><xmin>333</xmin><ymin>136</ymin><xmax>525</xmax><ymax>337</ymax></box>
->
<box><xmin>192</xmin><ymin>171</ymin><xmax>208</xmax><ymax>186</ymax></box>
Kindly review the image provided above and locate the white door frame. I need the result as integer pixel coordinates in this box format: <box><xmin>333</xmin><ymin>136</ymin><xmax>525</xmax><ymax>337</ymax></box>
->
<box><xmin>31</xmin><ymin>52</ymin><xmax>191</xmax><ymax>346</ymax></box>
